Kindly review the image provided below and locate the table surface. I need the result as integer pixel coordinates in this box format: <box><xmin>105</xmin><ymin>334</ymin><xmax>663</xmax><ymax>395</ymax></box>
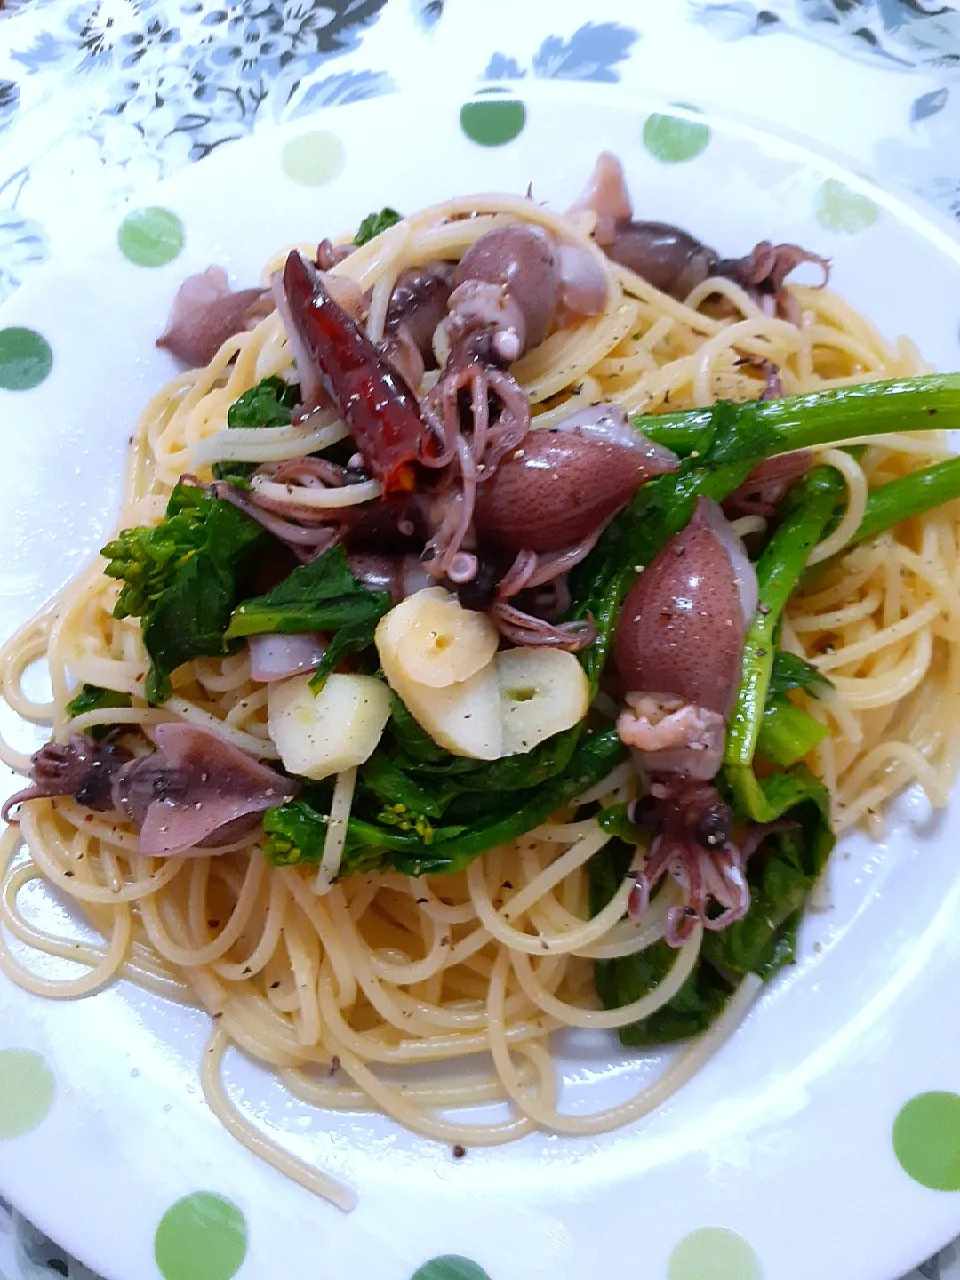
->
<box><xmin>1</xmin><ymin>1</ymin><xmax>959</xmax><ymax>1277</ymax></box>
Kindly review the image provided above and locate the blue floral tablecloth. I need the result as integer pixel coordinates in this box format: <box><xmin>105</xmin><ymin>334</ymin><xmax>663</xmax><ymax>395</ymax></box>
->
<box><xmin>1</xmin><ymin>1</ymin><xmax>959</xmax><ymax>1276</ymax></box>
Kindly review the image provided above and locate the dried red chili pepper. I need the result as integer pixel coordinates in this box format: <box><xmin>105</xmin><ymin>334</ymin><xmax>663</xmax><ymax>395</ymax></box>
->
<box><xmin>282</xmin><ymin>250</ymin><xmax>430</xmax><ymax>495</ymax></box>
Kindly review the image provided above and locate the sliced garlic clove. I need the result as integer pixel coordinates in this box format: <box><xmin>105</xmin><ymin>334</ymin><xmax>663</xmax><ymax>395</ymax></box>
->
<box><xmin>268</xmin><ymin>672</ymin><xmax>390</xmax><ymax>780</ymax></box>
<box><xmin>497</xmin><ymin>646</ymin><xmax>589</xmax><ymax>756</ymax></box>
<box><xmin>389</xmin><ymin>662</ymin><xmax>503</xmax><ymax>760</ymax></box>
<box><xmin>376</xmin><ymin>586</ymin><xmax>499</xmax><ymax>688</ymax></box>
<box><xmin>377</xmin><ymin>600</ymin><xmax>502</xmax><ymax>759</ymax></box>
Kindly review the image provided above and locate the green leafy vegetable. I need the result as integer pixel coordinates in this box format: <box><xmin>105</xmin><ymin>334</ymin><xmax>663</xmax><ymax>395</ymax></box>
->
<box><xmin>354</xmin><ymin>208</ymin><xmax>402</xmax><ymax>246</ymax></box>
<box><xmin>225</xmin><ymin>544</ymin><xmax>388</xmax><ymax>635</ymax></box>
<box><xmin>64</xmin><ymin>684</ymin><xmax>132</xmax><ymax>739</ymax></box>
<box><xmin>360</xmin><ymin>753</ymin><xmax>447</xmax><ymax>820</ymax></box>
<box><xmin>264</xmin><ymin>728</ymin><xmax>625</xmax><ymax>878</ymax></box>
<box><xmin>386</xmin><ymin>693</ymin><xmax>456</xmax><ymax>766</ymax></box>
<box><xmin>758</xmin><ymin>696</ymin><xmax>828</xmax><ymax>767</ymax></box>
<box><xmin>224</xmin><ymin>544</ymin><xmax>391</xmax><ymax>690</ymax></box>
<box><xmin>768</xmin><ymin>651</ymin><xmax>831</xmax><ymax>699</ymax></box>
<box><xmin>703</xmin><ymin>779</ymin><xmax>833</xmax><ymax>978</ymax></box>
<box><xmin>743</xmin><ymin>762</ymin><xmax>833</xmax><ymax>822</ymax></box>
<box><xmin>227</xmin><ymin>376</ymin><xmax>298</xmax><ymax>430</ymax></box>
<box><xmin>388</xmin><ymin>693</ymin><xmax>583</xmax><ymax>790</ymax></box>
<box><xmin>587</xmin><ymin>834</ymin><xmax>633</xmax><ymax>917</ymax></box>
<box><xmin>212</xmin><ymin>376</ymin><xmax>299</xmax><ymax>483</ymax></box>
<box><xmin>759</xmin><ymin>653</ymin><xmax>832</xmax><ymax>766</ymax></box>
<box><xmin>370</xmin><ymin>726</ymin><xmax>622</xmax><ymax>876</ymax></box>
<box><xmin>262</xmin><ymin>784</ymin><xmax>460</xmax><ymax>873</ymax></box>
<box><xmin>757</xmin><ymin>695</ymin><xmax>828</xmax><ymax>767</ymax></box>
<box><xmin>65</xmin><ymin>683</ymin><xmax>131</xmax><ymax>718</ymax></box>
<box><xmin>588</xmin><ymin>769</ymin><xmax>833</xmax><ymax>1045</ymax></box>
<box><xmin>596</xmin><ymin>802</ymin><xmax>647</xmax><ymax>845</ymax></box>
<box><xmin>263</xmin><ymin>799</ymin><xmax>328</xmax><ymax>867</ymax></box>
<box><xmin>588</xmin><ymin>839</ymin><xmax>731</xmax><ymax>1046</ymax></box>
<box><xmin>597</xmin><ymin>938</ymin><xmax>731</xmax><ymax>1046</ymax></box>
<box><xmin>102</xmin><ymin>483</ymin><xmax>268</xmax><ymax>703</ymax></box>
<box><xmin>359</xmin><ymin>754</ymin><xmax>449</xmax><ymax>842</ymax></box>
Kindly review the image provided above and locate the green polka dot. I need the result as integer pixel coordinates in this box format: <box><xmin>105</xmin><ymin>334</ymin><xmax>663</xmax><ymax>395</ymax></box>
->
<box><xmin>668</xmin><ymin>1228</ymin><xmax>763</xmax><ymax>1280</ymax></box>
<box><xmin>0</xmin><ymin>328</ymin><xmax>53</xmax><ymax>392</ymax></box>
<box><xmin>459</xmin><ymin>99</ymin><xmax>526</xmax><ymax>148</ymax></box>
<box><xmin>411</xmin><ymin>1259</ymin><xmax>491</xmax><ymax>1280</ymax></box>
<box><xmin>0</xmin><ymin>1049</ymin><xmax>55</xmax><ymax>1137</ymax></box>
<box><xmin>281</xmin><ymin>130</ymin><xmax>345</xmax><ymax>187</ymax></box>
<box><xmin>155</xmin><ymin>1193</ymin><xmax>247</xmax><ymax>1280</ymax></box>
<box><xmin>117</xmin><ymin>207</ymin><xmax>184</xmax><ymax>268</ymax></box>
<box><xmin>643</xmin><ymin>110</ymin><xmax>711</xmax><ymax>164</ymax></box>
<box><xmin>815</xmin><ymin>179</ymin><xmax>879</xmax><ymax>233</ymax></box>
<box><xmin>894</xmin><ymin>1092</ymin><xmax>960</xmax><ymax>1191</ymax></box>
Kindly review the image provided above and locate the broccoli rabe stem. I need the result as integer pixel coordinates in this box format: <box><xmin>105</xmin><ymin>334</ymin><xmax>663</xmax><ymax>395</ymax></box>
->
<box><xmin>849</xmin><ymin>455</ymin><xmax>960</xmax><ymax>548</ymax></box>
<box><xmin>636</xmin><ymin>375</ymin><xmax>960</xmax><ymax>458</ymax></box>
<box><xmin>757</xmin><ymin>695</ymin><xmax>829</xmax><ymax>768</ymax></box>
<box><xmin>575</xmin><ymin>377</ymin><xmax>960</xmax><ymax>696</ymax></box>
<box><xmin>725</xmin><ymin>467</ymin><xmax>845</xmax><ymax>818</ymax></box>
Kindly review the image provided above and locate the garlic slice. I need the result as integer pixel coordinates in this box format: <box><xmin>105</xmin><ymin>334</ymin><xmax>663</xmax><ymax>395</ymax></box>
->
<box><xmin>376</xmin><ymin>586</ymin><xmax>499</xmax><ymax>688</ymax></box>
<box><xmin>497</xmin><ymin>647</ymin><xmax>589</xmax><ymax>755</ymax></box>
<box><xmin>268</xmin><ymin>673</ymin><xmax>390</xmax><ymax>780</ymax></box>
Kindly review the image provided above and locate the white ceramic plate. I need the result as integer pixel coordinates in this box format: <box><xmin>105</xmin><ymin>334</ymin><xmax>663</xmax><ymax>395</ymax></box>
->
<box><xmin>1</xmin><ymin>85</ymin><xmax>960</xmax><ymax>1280</ymax></box>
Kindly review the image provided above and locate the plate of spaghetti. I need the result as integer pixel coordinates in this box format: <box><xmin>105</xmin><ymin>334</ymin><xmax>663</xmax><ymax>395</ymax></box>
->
<box><xmin>2</xmin><ymin>87</ymin><xmax>960</xmax><ymax>1280</ymax></box>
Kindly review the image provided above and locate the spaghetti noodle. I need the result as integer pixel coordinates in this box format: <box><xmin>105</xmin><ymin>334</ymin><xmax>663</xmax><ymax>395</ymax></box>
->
<box><xmin>0</xmin><ymin>180</ymin><xmax>956</xmax><ymax>1211</ymax></box>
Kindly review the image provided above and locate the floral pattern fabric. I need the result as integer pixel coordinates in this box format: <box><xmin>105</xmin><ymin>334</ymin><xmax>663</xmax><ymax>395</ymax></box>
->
<box><xmin>0</xmin><ymin>1</ymin><xmax>959</xmax><ymax>1276</ymax></box>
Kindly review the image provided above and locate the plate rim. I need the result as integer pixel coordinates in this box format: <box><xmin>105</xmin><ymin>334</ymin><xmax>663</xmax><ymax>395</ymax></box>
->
<box><xmin>1</xmin><ymin>83</ymin><xmax>959</xmax><ymax>1280</ymax></box>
